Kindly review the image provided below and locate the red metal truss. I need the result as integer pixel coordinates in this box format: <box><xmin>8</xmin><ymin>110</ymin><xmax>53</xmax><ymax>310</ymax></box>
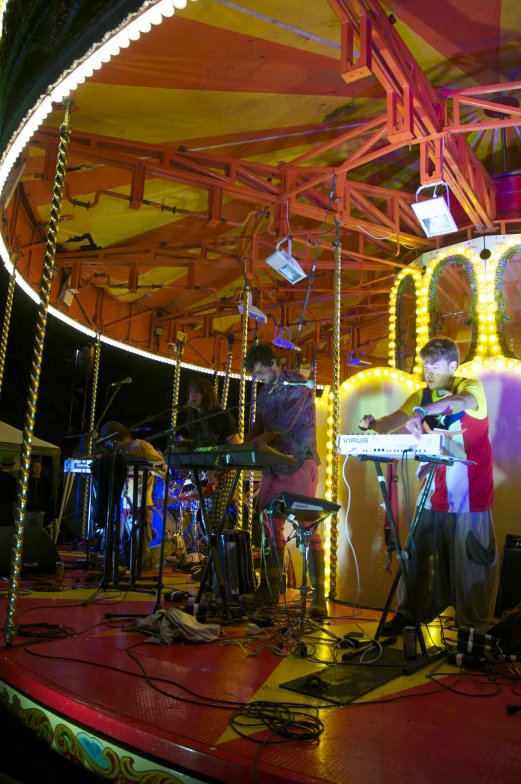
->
<box><xmin>29</xmin><ymin>125</ymin><xmax>433</xmax><ymax>254</ymax></box>
<box><xmin>327</xmin><ymin>0</ymin><xmax>499</xmax><ymax>230</ymax></box>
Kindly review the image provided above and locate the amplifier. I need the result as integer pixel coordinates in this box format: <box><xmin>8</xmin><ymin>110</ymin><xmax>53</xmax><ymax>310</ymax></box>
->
<box><xmin>494</xmin><ymin>535</ymin><xmax>521</xmax><ymax>617</ymax></box>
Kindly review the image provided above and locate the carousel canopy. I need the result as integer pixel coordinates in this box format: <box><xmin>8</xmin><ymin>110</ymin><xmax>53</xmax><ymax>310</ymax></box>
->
<box><xmin>1</xmin><ymin>0</ymin><xmax>521</xmax><ymax>381</ymax></box>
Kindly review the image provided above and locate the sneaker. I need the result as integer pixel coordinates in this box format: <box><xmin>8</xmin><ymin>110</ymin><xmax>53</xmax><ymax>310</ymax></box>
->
<box><xmin>381</xmin><ymin>612</ymin><xmax>410</xmax><ymax>636</ymax></box>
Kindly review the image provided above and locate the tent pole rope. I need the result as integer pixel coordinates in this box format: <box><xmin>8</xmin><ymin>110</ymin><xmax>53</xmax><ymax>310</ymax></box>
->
<box><xmin>4</xmin><ymin>101</ymin><xmax>72</xmax><ymax>646</ymax></box>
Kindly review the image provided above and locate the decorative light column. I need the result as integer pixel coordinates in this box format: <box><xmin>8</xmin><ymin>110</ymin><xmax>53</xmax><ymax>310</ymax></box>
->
<box><xmin>237</xmin><ymin>278</ymin><xmax>251</xmax><ymax>528</ymax></box>
<box><xmin>5</xmin><ymin>102</ymin><xmax>72</xmax><ymax>645</ymax></box>
<box><xmin>220</xmin><ymin>333</ymin><xmax>234</xmax><ymax>408</ymax></box>
<box><xmin>247</xmin><ymin>378</ymin><xmax>258</xmax><ymax>531</ymax></box>
<box><xmin>170</xmin><ymin>337</ymin><xmax>185</xmax><ymax>432</ymax></box>
<box><xmin>0</xmin><ymin>259</ymin><xmax>16</xmax><ymax>397</ymax></box>
<box><xmin>81</xmin><ymin>334</ymin><xmax>101</xmax><ymax>538</ymax></box>
<box><xmin>326</xmin><ymin>225</ymin><xmax>342</xmax><ymax>599</ymax></box>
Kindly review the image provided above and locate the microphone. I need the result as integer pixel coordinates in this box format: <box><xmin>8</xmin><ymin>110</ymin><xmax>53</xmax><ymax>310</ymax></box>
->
<box><xmin>175</xmin><ymin>402</ymin><xmax>192</xmax><ymax>413</ymax></box>
<box><xmin>281</xmin><ymin>379</ymin><xmax>315</xmax><ymax>389</ymax></box>
<box><xmin>108</xmin><ymin>377</ymin><xmax>132</xmax><ymax>387</ymax></box>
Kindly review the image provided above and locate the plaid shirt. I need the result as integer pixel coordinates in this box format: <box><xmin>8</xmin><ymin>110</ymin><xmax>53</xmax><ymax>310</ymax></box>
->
<box><xmin>245</xmin><ymin>369</ymin><xmax>320</xmax><ymax>475</ymax></box>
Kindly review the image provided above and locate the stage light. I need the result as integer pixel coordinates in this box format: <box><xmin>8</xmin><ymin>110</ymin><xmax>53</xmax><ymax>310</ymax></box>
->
<box><xmin>346</xmin><ymin>351</ymin><xmax>371</xmax><ymax>367</ymax></box>
<box><xmin>272</xmin><ymin>327</ymin><xmax>301</xmax><ymax>351</ymax></box>
<box><xmin>265</xmin><ymin>237</ymin><xmax>307</xmax><ymax>285</ymax></box>
<box><xmin>411</xmin><ymin>182</ymin><xmax>458</xmax><ymax>238</ymax></box>
<box><xmin>238</xmin><ymin>294</ymin><xmax>268</xmax><ymax>324</ymax></box>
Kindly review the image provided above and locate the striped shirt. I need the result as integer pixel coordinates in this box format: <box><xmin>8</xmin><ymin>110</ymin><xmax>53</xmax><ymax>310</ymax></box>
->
<box><xmin>400</xmin><ymin>377</ymin><xmax>494</xmax><ymax>513</ymax></box>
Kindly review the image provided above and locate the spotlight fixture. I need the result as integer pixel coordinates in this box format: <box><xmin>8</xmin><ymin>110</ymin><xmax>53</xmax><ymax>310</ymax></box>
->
<box><xmin>238</xmin><ymin>293</ymin><xmax>267</xmax><ymax>324</ymax></box>
<box><xmin>272</xmin><ymin>327</ymin><xmax>301</xmax><ymax>352</ymax></box>
<box><xmin>346</xmin><ymin>350</ymin><xmax>371</xmax><ymax>368</ymax></box>
<box><xmin>411</xmin><ymin>182</ymin><xmax>458</xmax><ymax>238</ymax></box>
<box><xmin>265</xmin><ymin>237</ymin><xmax>307</xmax><ymax>285</ymax></box>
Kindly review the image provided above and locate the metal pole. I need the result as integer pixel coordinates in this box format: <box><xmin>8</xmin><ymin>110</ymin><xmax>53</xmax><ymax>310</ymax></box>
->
<box><xmin>328</xmin><ymin>223</ymin><xmax>342</xmax><ymax>599</ymax></box>
<box><xmin>247</xmin><ymin>378</ymin><xmax>258</xmax><ymax>531</ymax></box>
<box><xmin>220</xmin><ymin>333</ymin><xmax>234</xmax><ymax>408</ymax></box>
<box><xmin>4</xmin><ymin>102</ymin><xmax>72</xmax><ymax>645</ymax></box>
<box><xmin>81</xmin><ymin>334</ymin><xmax>101</xmax><ymax>538</ymax></box>
<box><xmin>0</xmin><ymin>260</ymin><xmax>16</xmax><ymax>398</ymax></box>
<box><xmin>171</xmin><ymin>338</ymin><xmax>185</xmax><ymax>431</ymax></box>
<box><xmin>237</xmin><ymin>280</ymin><xmax>251</xmax><ymax>528</ymax></box>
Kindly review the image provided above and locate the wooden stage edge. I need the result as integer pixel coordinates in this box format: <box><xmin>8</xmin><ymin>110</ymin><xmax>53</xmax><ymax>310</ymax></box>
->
<box><xmin>2</xmin><ymin>548</ymin><xmax>521</xmax><ymax>784</ymax></box>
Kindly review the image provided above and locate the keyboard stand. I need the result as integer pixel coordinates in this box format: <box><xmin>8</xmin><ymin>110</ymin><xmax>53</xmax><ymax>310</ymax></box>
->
<box><xmin>356</xmin><ymin>454</ymin><xmax>456</xmax><ymax>669</ymax></box>
<box><xmin>192</xmin><ymin>467</ymin><xmax>243</xmax><ymax>620</ymax></box>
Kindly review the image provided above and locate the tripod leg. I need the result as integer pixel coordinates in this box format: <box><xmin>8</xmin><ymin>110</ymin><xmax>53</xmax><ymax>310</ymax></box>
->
<box><xmin>308</xmin><ymin>548</ymin><xmax>327</xmax><ymax>619</ymax></box>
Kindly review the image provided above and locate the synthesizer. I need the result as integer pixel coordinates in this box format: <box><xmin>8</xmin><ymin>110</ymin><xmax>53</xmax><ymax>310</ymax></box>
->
<box><xmin>165</xmin><ymin>443</ymin><xmax>297</xmax><ymax>470</ymax></box>
<box><xmin>336</xmin><ymin>433</ymin><xmax>466</xmax><ymax>460</ymax></box>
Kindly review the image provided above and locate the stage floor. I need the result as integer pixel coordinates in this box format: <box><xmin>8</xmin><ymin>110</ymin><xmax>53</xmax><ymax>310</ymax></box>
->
<box><xmin>1</xmin><ymin>548</ymin><xmax>521</xmax><ymax>784</ymax></box>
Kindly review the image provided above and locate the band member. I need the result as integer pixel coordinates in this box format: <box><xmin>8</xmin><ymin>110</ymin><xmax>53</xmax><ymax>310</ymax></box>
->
<box><xmin>359</xmin><ymin>337</ymin><xmax>496</xmax><ymax>634</ymax></box>
<box><xmin>25</xmin><ymin>457</ymin><xmax>51</xmax><ymax>529</ymax></box>
<box><xmin>241</xmin><ymin>344</ymin><xmax>324</xmax><ymax>617</ymax></box>
<box><xmin>182</xmin><ymin>377</ymin><xmax>239</xmax><ymax>446</ymax></box>
<box><xmin>98</xmin><ymin>421</ymin><xmax>177</xmax><ymax>571</ymax></box>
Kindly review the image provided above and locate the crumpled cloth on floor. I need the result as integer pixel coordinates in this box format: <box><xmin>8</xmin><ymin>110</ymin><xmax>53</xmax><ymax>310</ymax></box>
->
<box><xmin>136</xmin><ymin>608</ymin><xmax>220</xmax><ymax>645</ymax></box>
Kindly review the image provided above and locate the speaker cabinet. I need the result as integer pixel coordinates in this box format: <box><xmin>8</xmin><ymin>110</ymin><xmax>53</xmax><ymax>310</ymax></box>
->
<box><xmin>0</xmin><ymin>526</ymin><xmax>59</xmax><ymax>573</ymax></box>
<box><xmin>494</xmin><ymin>535</ymin><xmax>521</xmax><ymax>617</ymax></box>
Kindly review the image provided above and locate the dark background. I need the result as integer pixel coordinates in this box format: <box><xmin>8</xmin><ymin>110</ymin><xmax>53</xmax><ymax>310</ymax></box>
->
<box><xmin>0</xmin><ymin>266</ymin><xmax>244</xmax><ymax>458</ymax></box>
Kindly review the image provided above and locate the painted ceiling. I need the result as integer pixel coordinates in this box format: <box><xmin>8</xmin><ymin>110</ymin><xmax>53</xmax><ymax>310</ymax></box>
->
<box><xmin>8</xmin><ymin>0</ymin><xmax>521</xmax><ymax>379</ymax></box>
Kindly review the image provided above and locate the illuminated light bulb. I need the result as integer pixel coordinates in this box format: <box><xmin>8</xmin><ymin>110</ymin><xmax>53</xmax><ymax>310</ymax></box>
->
<box><xmin>374</xmin><ymin>369</ymin><xmax>381</xmax><ymax>377</ymax></box>
<box><xmin>399</xmin><ymin>375</ymin><xmax>406</xmax><ymax>383</ymax></box>
<box><xmin>484</xmin><ymin>359</ymin><xmax>491</xmax><ymax>368</ymax></box>
<box><xmin>328</xmin><ymin>391</ymin><xmax>334</xmax><ymax>399</ymax></box>
<box><xmin>406</xmin><ymin>379</ymin><xmax>413</xmax><ymax>387</ymax></box>
<box><xmin>507</xmin><ymin>360</ymin><xmax>514</xmax><ymax>368</ymax></box>
<box><xmin>326</xmin><ymin>442</ymin><xmax>333</xmax><ymax>450</ymax></box>
<box><xmin>358</xmin><ymin>373</ymin><xmax>366</xmax><ymax>380</ymax></box>
<box><xmin>327</xmin><ymin>416</ymin><xmax>334</xmax><ymax>424</ymax></box>
<box><xmin>137</xmin><ymin>16</ymin><xmax>153</xmax><ymax>33</ymax></box>
<box><xmin>350</xmin><ymin>378</ymin><xmax>355</xmax><ymax>384</ymax></box>
<box><xmin>327</xmin><ymin>429</ymin><xmax>333</xmax><ymax>437</ymax></box>
<box><xmin>326</xmin><ymin>466</ymin><xmax>333</xmax><ymax>475</ymax></box>
<box><xmin>391</xmin><ymin>371</ymin><xmax>397</xmax><ymax>379</ymax></box>
<box><xmin>106</xmin><ymin>39</ymin><xmax>121</xmax><ymax>56</ymax></box>
<box><xmin>492</xmin><ymin>344</ymin><xmax>500</xmax><ymax>354</ymax></box>
<box><xmin>149</xmin><ymin>7</ymin><xmax>165</xmax><ymax>25</ymax></box>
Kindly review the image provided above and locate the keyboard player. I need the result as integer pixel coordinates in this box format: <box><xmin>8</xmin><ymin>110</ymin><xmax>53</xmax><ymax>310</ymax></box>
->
<box><xmin>98</xmin><ymin>421</ymin><xmax>177</xmax><ymax>571</ymax></box>
<box><xmin>241</xmin><ymin>344</ymin><xmax>325</xmax><ymax>618</ymax></box>
<box><xmin>358</xmin><ymin>337</ymin><xmax>496</xmax><ymax>635</ymax></box>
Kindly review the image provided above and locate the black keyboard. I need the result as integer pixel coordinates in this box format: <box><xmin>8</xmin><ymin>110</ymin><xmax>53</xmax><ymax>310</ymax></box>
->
<box><xmin>164</xmin><ymin>443</ymin><xmax>297</xmax><ymax>470</ymax></box>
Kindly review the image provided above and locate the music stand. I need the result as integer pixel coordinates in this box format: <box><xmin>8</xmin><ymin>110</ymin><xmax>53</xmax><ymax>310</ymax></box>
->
<box><xmin>267</xmin><ymin>493</ymin><xmax>341</xmax><ymax>643</ymax></box>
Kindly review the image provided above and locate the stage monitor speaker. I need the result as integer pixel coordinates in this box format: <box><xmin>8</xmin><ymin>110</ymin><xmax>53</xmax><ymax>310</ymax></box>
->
<box><xmin>494</xmin><ymin>534</ymin><xmax>521</xmax><ymax>618</ymax></box>
<box><xmin>0</xmin><ymin>526</ymin><xmax>59</xmax><ymax>574</ymax></box>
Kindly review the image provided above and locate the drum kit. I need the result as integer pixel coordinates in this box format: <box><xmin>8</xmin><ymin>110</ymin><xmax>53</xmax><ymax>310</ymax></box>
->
<box><xmin>149</xmin><ymin>470</ymin><xmax>215</xmax><ymax>561</ymax></box>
